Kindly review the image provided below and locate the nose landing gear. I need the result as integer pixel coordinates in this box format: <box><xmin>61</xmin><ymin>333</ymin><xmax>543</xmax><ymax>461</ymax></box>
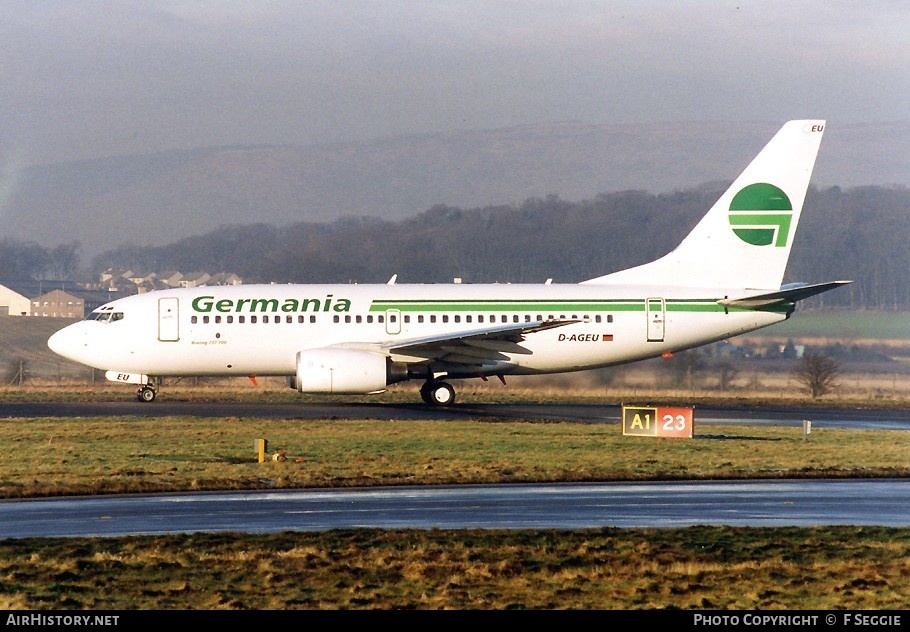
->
<box><xmin>137</xmin><ymin>384</ymin><xmax>157</xmax><ymax>403</ymax></box>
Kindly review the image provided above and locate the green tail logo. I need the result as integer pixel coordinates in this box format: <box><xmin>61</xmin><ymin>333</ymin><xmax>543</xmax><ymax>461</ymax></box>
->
<box><xmin>728</xmin><ymin>183</ymin><xmax>793</xmax><ymax>247</ymax></box>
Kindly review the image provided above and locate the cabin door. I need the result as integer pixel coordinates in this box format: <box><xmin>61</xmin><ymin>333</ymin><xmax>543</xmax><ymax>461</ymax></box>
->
<box><xmin>158</xmin><ymin>297</ymin><xmax>180</xmax><ymax>342</ymax></box>
<box><xmin>646</xmin><ymin>297</ymin><xmax>665</xmax><ymax>342</ymax></box>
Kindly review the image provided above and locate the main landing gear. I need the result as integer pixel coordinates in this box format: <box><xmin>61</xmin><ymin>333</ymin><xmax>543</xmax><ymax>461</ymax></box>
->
<box><xmin>420</xmin><ymin>380</ymin><xmax>455</xmax><ymax>407</ymax></box>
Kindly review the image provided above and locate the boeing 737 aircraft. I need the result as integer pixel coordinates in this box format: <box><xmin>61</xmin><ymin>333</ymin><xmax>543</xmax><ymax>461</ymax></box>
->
<box><xmin>49</xmin><ymin>120</ymin><xmax>848</xmax><ymax>406</ymax></box>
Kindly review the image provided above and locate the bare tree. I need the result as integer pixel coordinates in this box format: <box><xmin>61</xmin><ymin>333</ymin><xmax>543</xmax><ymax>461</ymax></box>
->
<box><xmin>660</xmin><ymin>350</ymin><xmax>706</xmax><ymax>389</ymax></box>
<box><xmin>792</xmin><ymin>353</ymin><xmax>841</xmax><ymax>398</ymax></box>
<box><xmin>714</xmin><ymin>361</ymin><xmax>740</xmax><ymax>391</ymax></box>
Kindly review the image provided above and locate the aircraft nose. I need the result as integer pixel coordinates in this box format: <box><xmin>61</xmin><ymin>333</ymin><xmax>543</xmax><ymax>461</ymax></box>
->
<box><xmin>47</xmin><ymin>324</ymin><xmax>84</xmax><ymax>362</ymax></box>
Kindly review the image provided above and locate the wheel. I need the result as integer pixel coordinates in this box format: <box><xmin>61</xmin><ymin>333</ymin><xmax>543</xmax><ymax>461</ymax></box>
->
<box><xmin>137</xmin><ymin>386</ymin><xmax>156</xmax><ymax>403</ymax></box>
<box><xmin>428</xmin><ymin>381</ymin><xmax>455</xmax><ymax>407</ymax></box>
<box><xmin>419</xmin><ymin>382</ymin><xmax>434</xmax><ymax>405</ymax></box>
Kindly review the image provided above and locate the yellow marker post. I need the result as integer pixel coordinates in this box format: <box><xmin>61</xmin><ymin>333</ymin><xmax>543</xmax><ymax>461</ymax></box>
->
<box><xmin>255</xmin><ymin>438</ymin><xmax>268</xmax><ymax>463</ymax></box>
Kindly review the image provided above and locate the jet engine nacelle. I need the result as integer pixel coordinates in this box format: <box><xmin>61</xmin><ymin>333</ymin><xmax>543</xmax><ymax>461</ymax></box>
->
<box><xmin>288</xmin><ymin>348</ymin><xmax>407</xmax><ymax>394</ymax></box>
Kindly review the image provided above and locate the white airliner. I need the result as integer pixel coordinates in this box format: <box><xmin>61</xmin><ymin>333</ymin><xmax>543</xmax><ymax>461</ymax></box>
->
<box><xmin>49</xmin><ymin>120</ymin><xmax>848</xmax><ymax>406</ymax></box>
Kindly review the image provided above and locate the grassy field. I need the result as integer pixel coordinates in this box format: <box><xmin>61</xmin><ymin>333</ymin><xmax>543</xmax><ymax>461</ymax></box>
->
<box><xmin>4</xmin><ymin>526</ymin><xmax>907</xmax><ymax>610</ymax></box>
<box><xmin>0</xmin><ymin>407</ymin><xmax>908</xmax><ymax>610</ymax></box>
<box><xmin>2</xmin><ymin>314</ymin><xmax>910</xmax><ymax>610</ymax></box>
<box><xmin>2</xmin><ymin>415</ymin><xmax>910</xmax><ymax>498</ymax></box>
<box><xmin>740</xmin><ymin>309</ymin><xmax>910</xmax><ymax>340</ymax></box>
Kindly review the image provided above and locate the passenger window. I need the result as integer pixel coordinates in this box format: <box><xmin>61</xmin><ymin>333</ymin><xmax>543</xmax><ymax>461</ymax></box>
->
<box><xmin>404</xmin><ymin>315</ymin><xmax>410</xmax><ymax>323</ymax></box>
<box><xmin>417</xmin><ymin>315</ymin><xmax>424</xmax><ymax>323</ymax></box>
<box><xmin>367</xmin><ymin>315</ymin><xmax>374</xmax><ymax>323</ymax></box>
<box><xmin>454</xmin><ymin>315</ymin><xmax>460</xmax><ymax>323</ymax></box>
<box><xmin>333</xmin><ymin>315</ymin><xmax>340</xmax><ymax>323</ymax></box>
<box><xmin>215</xmin><ymin>315</ymin><xmax>222</xmax><ymax>324</ymax></box>
<box><xmin>310</xmin><ymin>315</ymin><xmax>316</xmax><ymax>323</ymax></box>
<box><xmin>442</xmin><ymin>315</ymin><xmax>449</xmax><ymax>323</ymax></box>
<box><xmin>227</xmin><ymin>315</ymin><xmax>234</xmax><ymax>323</ymax></box>
<box><xmin>263</xmin><ymin>315</ymin><xmax>269</xmax><ymax>323</ymax></box>
<box><xmin>239</xmin><ymin>316</ymin><xmax>246</xmax><ymax>324</ymax></box>
<box><xmin>191</xmin><ymin>315</ymin><xmax>198</xmax><ymax>324</ymax></box>
<box><xmin>203</xmin><ymin>315</ymin><xmax>210</xmax><ymax>324</ymax></box>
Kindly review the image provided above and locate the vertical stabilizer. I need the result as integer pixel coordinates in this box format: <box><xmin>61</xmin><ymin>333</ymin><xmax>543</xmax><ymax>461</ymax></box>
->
<box><xmin>582</xmin><ymin>120</ymin><xmax>826</xmax><ymax>289</ymax></box>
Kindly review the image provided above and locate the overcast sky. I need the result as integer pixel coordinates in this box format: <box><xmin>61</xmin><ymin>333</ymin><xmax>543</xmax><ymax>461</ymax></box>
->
<box><xmin>2</xmin><ymin>1</ymin><xmax>908</xmax><ymax>168</ymax></box>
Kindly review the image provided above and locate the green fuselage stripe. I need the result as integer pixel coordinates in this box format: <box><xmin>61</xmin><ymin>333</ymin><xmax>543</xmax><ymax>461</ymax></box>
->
<box><xmin>368</xmin><ymin>299</ymin><xmax>787</xmax><ymax>315</ymax></box>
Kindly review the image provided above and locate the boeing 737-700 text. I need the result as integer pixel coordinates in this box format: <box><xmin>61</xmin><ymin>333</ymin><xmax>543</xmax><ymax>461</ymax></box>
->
<box><xmin>48</xmin><ymin>120</ymin><xmax>849</xmax><ymax>406</ymax></box>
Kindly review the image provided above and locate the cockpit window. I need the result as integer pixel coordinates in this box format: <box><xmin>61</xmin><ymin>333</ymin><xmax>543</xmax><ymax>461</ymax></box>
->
<box><xmin>87</xmin><ymin>311</ymin><xmax>124</xmax><ymax>322</ymax></box>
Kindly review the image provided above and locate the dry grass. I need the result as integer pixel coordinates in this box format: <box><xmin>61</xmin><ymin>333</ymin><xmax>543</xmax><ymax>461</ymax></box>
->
<box><xmin>9</xmin><ymin>364</ymin><xmax>910</xmax><ymax>407</ymax></box>
<box><xmin>2</xmin><ymin>527</ymin><xmax>908</xmax><ymax>609</ymax></box>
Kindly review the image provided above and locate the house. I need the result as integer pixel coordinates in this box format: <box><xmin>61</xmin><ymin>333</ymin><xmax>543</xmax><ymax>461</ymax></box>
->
<box><xmin>0</xmin><ymin>284</ymin><xmax>31</xmax><ymax>316</ymax></box>
<box><xmin>179</xmin><ymin>272</ymin><xmax>211</xmax><ymax>288</ymax></box>
<box><xmin>30</xmin><ymin>289</ymin><xmax>84</xmax><ymax>318</ymax></box>
<box><xmin>99</xmin><ymin>268</ymin><xmax>133</xmax><ymax>283</ymax></box>
<box><xmin>98</xmin><ymin>274</ymin><xmax>137</xmax><ymax>293</ymax></box>
<box><xmin>209</xmin><ymin>272</ymin><xmax>243</xmax><ymax>286</ymax></box>
<box><xmin>126</xmin><ymin>270</ymin><xmax>157</xmax><ymax>285</ymax></box>
<box><xmin>157</xmin><ymin>271</ymin><xmax>184</xmax><ymax>288</ymax></box>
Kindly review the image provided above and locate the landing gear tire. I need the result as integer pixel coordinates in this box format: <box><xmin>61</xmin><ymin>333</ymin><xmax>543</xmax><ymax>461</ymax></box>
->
<box><xmin>137</xmin><ymin>386</ymin><xmax>156</xmax><ymax>403</ymax></box>
<box><xmin>420</xmin><ymin>381</ymin><xmax>455</xmax><ymax>407</ymax></box>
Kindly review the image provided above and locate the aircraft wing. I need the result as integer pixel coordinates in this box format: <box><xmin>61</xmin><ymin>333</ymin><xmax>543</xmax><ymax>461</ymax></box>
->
<box><xmin>378</xmin><ymin>319</ymin><xmax>578</xmax><ymax>366</ymax></box>
<box><xmin>718</xmin><ymin>280</ymin><xmax>852</xmax><ymax>308</ymax></box>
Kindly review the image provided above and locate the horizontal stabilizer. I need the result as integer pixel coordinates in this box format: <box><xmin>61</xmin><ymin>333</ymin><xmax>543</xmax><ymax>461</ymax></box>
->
<box><xmin>718</xmin><ymin>280</ymin><xmax>852</xmax><ymax>308</ymax></box>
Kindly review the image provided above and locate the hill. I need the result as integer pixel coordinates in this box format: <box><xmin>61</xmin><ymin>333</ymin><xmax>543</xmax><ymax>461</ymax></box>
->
<box><xmin>4</xmin><ymin>120</ymin><xmax>908</xmax><ymax>260</ymax></box>
<box><xmin>0</xmin><ymin>317</ymin><xmax>84</xmax><ymax>382</ymax></box>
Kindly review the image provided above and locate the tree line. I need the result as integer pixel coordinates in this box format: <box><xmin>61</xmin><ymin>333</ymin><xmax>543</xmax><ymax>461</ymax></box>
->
<box><xmin>3</xmin><ymin>184</ymin><xmax>908</xmax><ymax>310</ymax></box>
